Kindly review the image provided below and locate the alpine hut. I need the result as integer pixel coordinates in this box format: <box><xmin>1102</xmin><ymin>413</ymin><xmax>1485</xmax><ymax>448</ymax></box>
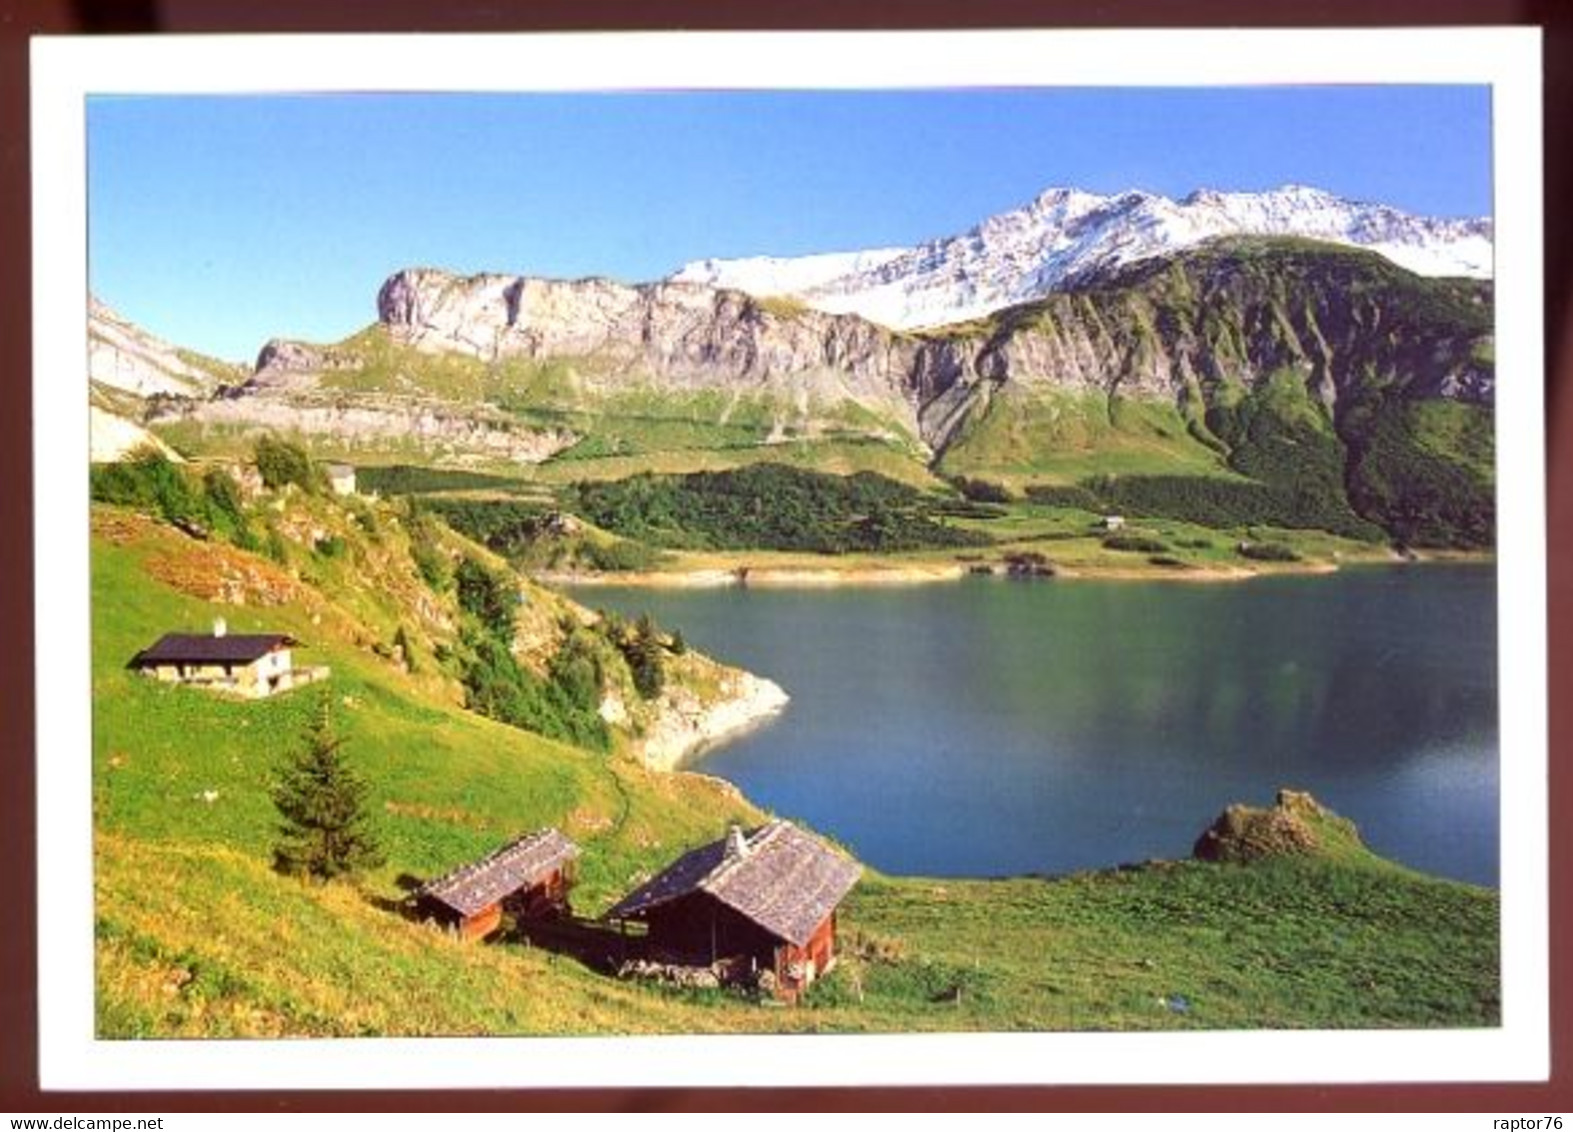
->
<box><xmin>325</xmin><ymin>463</ymin><xmax>357</xmax><ymax>496</ymax></box>
<box><xmin>605</xmin><ymin>819</ymin><xmax>861</xmax><ymax>999</ymax></box>
<box><xmin>416</xmin><ymin>829</ymin><xmax>579</xmax><ymax>941</ymax></box>
<box><xmin>129</xmin><ymin>618</ymin><xmax>327</xmax><ymax>698</ymax></box>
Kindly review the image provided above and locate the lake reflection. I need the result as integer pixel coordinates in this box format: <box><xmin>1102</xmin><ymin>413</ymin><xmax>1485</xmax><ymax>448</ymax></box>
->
<box><xmin>580</xmin><ymin>565</ymin><xmax>1499</xmax><ymax>886</ymax></box>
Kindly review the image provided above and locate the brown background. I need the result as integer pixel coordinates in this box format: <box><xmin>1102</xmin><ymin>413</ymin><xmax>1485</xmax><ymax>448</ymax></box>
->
<box><xmin>1</xmin><ymin>0</ymin><xmax>1567</xmax><ymax>1113</ymax></box>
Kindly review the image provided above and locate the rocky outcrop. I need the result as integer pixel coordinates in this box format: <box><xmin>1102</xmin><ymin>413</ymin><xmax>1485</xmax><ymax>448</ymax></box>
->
<box><xmin>377</xmin><ymin>267</ymin><xmax>922</xmax><ymax>428</ymax></box>
<box><xmin>634</xmin><ymin>670</ymin><xmax>791</xmax><ymax>771</ymax></box>
<box><xmin>374</xmin><ymin>239</ymin><xmax>1494</xmax><ymax>460</ymax></box>
<box><xmin>151</xmin><ymin>395</ymin><xmax>576</xmax><ymax>464</ymax></box>
<box><xmin>127</xmin><ymin>237</ymin><xmax>1494</xmax><ymax>489</ymax></box>
<box><xmin>89</xmin><ymin>404</ymin><xmax>184</xmax><ymax>464</ymax></box>
<box><xmin>89</xmin><ymin>297</ymin><xmax>237</xmax><ymax>397</ymax></box>
<box><xmin>1192</xmin><ymin>789</ymin><xmax>1364</xmax><ymax>863</ymax></box>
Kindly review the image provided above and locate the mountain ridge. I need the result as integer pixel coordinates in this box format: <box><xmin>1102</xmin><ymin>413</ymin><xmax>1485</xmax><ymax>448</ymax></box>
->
<box><xmin>106</xmin><ymin>233</ymin><xmax>1495</xmax><ymax>548</ymax></box>
<box><xmin>670</xmin><ymin>184</ymin><xmax>1493</xmax><ymax>330</ymax></box>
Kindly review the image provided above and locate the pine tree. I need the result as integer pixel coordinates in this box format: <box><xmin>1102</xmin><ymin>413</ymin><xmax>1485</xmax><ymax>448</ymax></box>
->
<box><xmin>272</xmin><ymin>695</ymin><xmax>384</xmax><ymax>881</ymax></box>
<box><xmin>627</xmin><ymin>612</ymin><xmax>666</xmax><ymax>700</ymax></box>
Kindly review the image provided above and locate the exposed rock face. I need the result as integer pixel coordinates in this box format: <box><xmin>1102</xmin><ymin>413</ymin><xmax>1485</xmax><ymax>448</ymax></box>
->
<box><xmin>254</xmin><ymin>339</ymin><xmax>341</xmax><ymax>375</ymax></box>
<box><xmin>152</xmin><ymin>395</ymin><xmax>577</xmax><ymax>464</ymax></box>
<box><xmin>634</xmin><ymin>670</ymin><xmax>790</xmax><ymax>771</ymax></box>
<box><xmin>89</xmin><ymin>404</ymin><xmax>184</xmax><ymax>464</ymax></box>
<box><xmin>125</xmin><ymin>237</ymin><xmax>1494</xmax><ymax>535</ymax></box>
<box><xmin>372</xmin><ymin>240</ymin><xmax>1493</xmax><ymax>456</ymax></box>
<box><xmin>973</xmin><ymin>241</ymin><xmax>1493</xmax><ymax>405</ymax></box>
<box><xmin>89</xmin><ymin>298</ymin><xmax>236</xmax><ymax>397</ymax></box>
<box><xmin>377</xmin><ymin>267</ymin><xmax>923</xmax><ymax>430</ymax></box>
<box><xmin>1192</xmin><ymin>789</ymin><xmax>1363</xmax><ymax>863</ymax></box>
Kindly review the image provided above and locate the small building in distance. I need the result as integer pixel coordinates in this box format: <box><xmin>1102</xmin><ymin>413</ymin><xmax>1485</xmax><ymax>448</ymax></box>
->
<box><xmin>416</xmin><ymin>829</ymin><xmax>579</xmax><ymax>942</ymax></box>
<box><xmin>606</xmin><ymin>819</ymin><xmax>862</xmax><ymax>1000</ymax></box>
<box><xmin>129</xmin><ymin>618</ymin><xmax>328</xmax><ymax>698</ymax></box>
<box><xmin>325</xmin><ymin>463</ymin><xmax>357</xmax><ymax>496</ymax></box>
<box><xmin>1100</xmin><ymin>514</ymin><xmax>1126</xmax><ymax>531</ymax></box>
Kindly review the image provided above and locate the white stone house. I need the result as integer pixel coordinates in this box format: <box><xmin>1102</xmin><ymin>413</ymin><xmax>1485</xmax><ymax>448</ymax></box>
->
<box><xmin>325</xmin><ymin>463</ymin><xmax>357</xmax><ymax>496</ymax></box>
<box><xmin>130</xmin><ymin>618</ymin><xmax>328</xmax><ymax>698</ymax></box>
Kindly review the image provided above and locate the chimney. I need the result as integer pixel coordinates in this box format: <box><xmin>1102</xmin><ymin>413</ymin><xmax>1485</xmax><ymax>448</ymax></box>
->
<box><xmin>213</xmin><ymin>617</ymin><xmax>227</xmax><ymax>638</ymax></box>
<box><xmin>724</xmin><ymin>824</ymin><xmax>749</xmax><ymax>861</ymax></box>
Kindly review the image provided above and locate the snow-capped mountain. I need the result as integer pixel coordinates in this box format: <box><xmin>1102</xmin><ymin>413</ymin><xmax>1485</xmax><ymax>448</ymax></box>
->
<box><xmin>669</xmin><ymin>185</ymin><xmax>1494</xmax><ymax>330</ymax></box>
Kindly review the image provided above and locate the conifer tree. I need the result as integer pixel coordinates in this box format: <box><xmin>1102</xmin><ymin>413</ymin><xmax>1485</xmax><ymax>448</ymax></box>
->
<box><xmin>627</xmin><ymin>612</ymin><xmax>666</xmax><ymax>699</ymax></box>
<box><xmin>272</xmin><ymin>695</ymin><xmax>384</xmax><ymax>881</ymax></box>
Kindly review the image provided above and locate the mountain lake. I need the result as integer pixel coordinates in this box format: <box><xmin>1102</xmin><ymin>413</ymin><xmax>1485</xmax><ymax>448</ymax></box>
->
<box><xmin>579</xmin><ymin>563</ymin><xmax>1499</xmax><ymax>887</ymax></box>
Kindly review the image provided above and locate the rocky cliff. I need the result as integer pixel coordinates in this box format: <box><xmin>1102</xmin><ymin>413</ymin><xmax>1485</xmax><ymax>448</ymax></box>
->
<box><xmin>89</xmin><ymin>297</ymin><xmax>240</xmax><ymax>398</ymax></box>
<box><xmin>370</xmin><ymin>237</ymin><xmax>1492</xmax><ymax>454</ymax></box>
<box><xmin>88</xmin><ymin>299</ymin><xmax>245</xmax><ymax>462</ymax></box>
<box><xmin>376</xmin><ymin>267</ymin><xmax>923</xmax><ymax>431</ymax></box>
<box><xmin>131</xmin><ymin>235</ymin><xmax>1494</xmax><ymax>546</ymax></box>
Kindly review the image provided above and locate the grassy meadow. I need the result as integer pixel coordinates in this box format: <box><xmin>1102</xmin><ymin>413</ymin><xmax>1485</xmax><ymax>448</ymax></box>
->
<box><xmin>90</xmin><ymin>488</ymin><xmax>1499</xmax><ymax>1037</ymax></box>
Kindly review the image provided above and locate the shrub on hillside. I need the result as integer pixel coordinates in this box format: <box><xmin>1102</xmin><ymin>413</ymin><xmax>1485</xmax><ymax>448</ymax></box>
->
<box><xmin>1238</xmin><ymin>541</ymin><xmax>1301</xmax><ymax>562</ymax></box>
<box><xmin>254</xmin><ymin>436</ymin><xmax>324</xmax><ymax>493</ymax></box>
<box><xmin>91</xmin><ymin>448</ymin><xmax>205</xmax><ymax>525</ymax></box>
<box><xmin>405</xmin><ymin>505</ymin><xmax>453</xmax><ymax>592</ymax></box>
<box><xmin>454</xmin><ymin>556</ymin><xmax>519</xmax><ymax>642</ymax></box>
<box><xmin>459</xmin><ymin>625</ymin><xmax>611</xmax><ymax>752</ymax></box>
<box><xmin>1022</xmin><ymin>483</ymin><xmax>1101</xmax><ymax>510</ymax></box>
<box><xmin>569</xmin><ymin>464</ymin><xmax>991</xmax><ymax>554</ymax></box>
<box><xmin>949</xmin><ymin>476</ymin><xmax>1015</xmax><ymax>504</ymax></box>
<box><xmin>1102</xmin><ymin>534</ymin><xmax>1169</xmax><ymax>554</ymax></box>
<box><xmin>92</xmin><ymin>450</ymin><xmax>259</xmax><ymax>547</ymax></box>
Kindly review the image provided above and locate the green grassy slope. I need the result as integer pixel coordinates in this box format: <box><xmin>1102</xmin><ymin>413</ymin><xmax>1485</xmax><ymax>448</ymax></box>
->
<box><xmin>154</xmin><ymin>324</ymin><xmax>937</xmax><ymax>487</ymax></box>
<box><xmin>148</xmin><ymin>239</ymin><xmax>1493</xmax><ymax>547</ymax></box>
<box><xmin>927</xmin><ymin>238</ymin><xmax>1494</xmax><ymax>547</ymax></box>
<box><xmin>92</xmin><ymin>493</ymin><xmax>1498</xmax><ymax>1036</ymax></box>
<box><xmin>934</xmin><ymin>387</ymin><xmax>1235</xmax><ymax>486</ymax></box>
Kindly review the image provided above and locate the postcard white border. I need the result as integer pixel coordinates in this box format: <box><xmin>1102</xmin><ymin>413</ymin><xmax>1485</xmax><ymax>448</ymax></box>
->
<box><xmin>33</xmin><ymin>27</ymin><xmax>1547</xmax><ymax>1090</ymax></box>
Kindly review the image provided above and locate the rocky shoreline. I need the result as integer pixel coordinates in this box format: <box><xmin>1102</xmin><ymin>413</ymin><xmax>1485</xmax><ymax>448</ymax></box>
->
<box><xmin>541</xmin><ymin>563</ymin><xmax>969</xmax><ymax>589</ymax></box>
<box><xmin>539</xmin><ymin>553</ymin><xmax>1476</xmax><ymax>590</ymax></box>
<box><xmin>636</xmin><ymin>670</ymin><xmax>791</xmax><ymax>772</ymax></box>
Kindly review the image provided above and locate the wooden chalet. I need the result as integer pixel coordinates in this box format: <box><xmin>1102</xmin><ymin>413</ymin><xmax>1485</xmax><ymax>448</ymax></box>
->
<box><xmin>130</xmin><ymin>618</ymin><xmax>327</xmax><ymax>698</ymax></box>
<box><xmin>606</xmin><ymin>820</ymin><xmax>862</xmax><ymax>1000</ymax></box>
<box><xmin>416</xmin><ymin>829</ymin><xmax>579</xmax><ymax>941</ymax></box>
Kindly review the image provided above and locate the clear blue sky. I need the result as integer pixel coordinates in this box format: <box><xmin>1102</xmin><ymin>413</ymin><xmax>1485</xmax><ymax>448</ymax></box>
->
<box><xmin>88</xmin><ymin>86</ymin><xmax>1492</xmax><ymax>362</ymax></box>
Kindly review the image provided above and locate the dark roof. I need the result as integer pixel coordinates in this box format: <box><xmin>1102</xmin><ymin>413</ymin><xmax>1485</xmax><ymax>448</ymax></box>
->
<box><xmin>132</xmin><ymin>632</ymin><xmax>297</xmax><ymax>666</ymax></box>
<box><xmin>606</xmin><ymin>820</ymin><xmax>862</xmax><ymax>947</ymax></box>
<box><xmin>419</xmin><ymin>829</ymin><xmax>579</xmax><ymax>918</ymax></box>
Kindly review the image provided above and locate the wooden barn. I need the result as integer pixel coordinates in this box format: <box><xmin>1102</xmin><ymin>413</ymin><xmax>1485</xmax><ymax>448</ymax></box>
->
<box><xmin>606</xmin><ymin>820</ymin><xmax>862</xmax><ymax>1000</ymax></box>
<box><xmin>416</xmin><ymin>829</ymin><xmax>579</xmax><ymax>941</ymax></box>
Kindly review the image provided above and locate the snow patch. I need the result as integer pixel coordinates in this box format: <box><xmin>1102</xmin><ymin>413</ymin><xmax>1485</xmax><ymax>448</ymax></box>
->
<box><xmin>668</xmin><ymin>184</ymin><xmax>1494</xmax><ymax>330</ymax></box>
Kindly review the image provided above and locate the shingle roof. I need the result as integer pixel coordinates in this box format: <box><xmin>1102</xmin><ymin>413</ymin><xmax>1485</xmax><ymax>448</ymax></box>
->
<box><xmin>133</xmin><ymin>632</ymin><xmax>297</xmax><ymax>666</ymax></box>
<box><xmin>606</xmin><ymin>820</ymin><xmax>862</xmax><ymax>947</ymax></box>
<box><xmin>419</xmin><ymin>829</ymin><xmax>579</xmax><ymax>918</ymax></box>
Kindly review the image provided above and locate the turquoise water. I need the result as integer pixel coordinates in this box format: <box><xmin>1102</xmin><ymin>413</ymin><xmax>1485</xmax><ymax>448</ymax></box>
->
<box><xmin>581</xmin><ymin>565</ymin><xmax>1499</xmax><ymax>886</ymax></box>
